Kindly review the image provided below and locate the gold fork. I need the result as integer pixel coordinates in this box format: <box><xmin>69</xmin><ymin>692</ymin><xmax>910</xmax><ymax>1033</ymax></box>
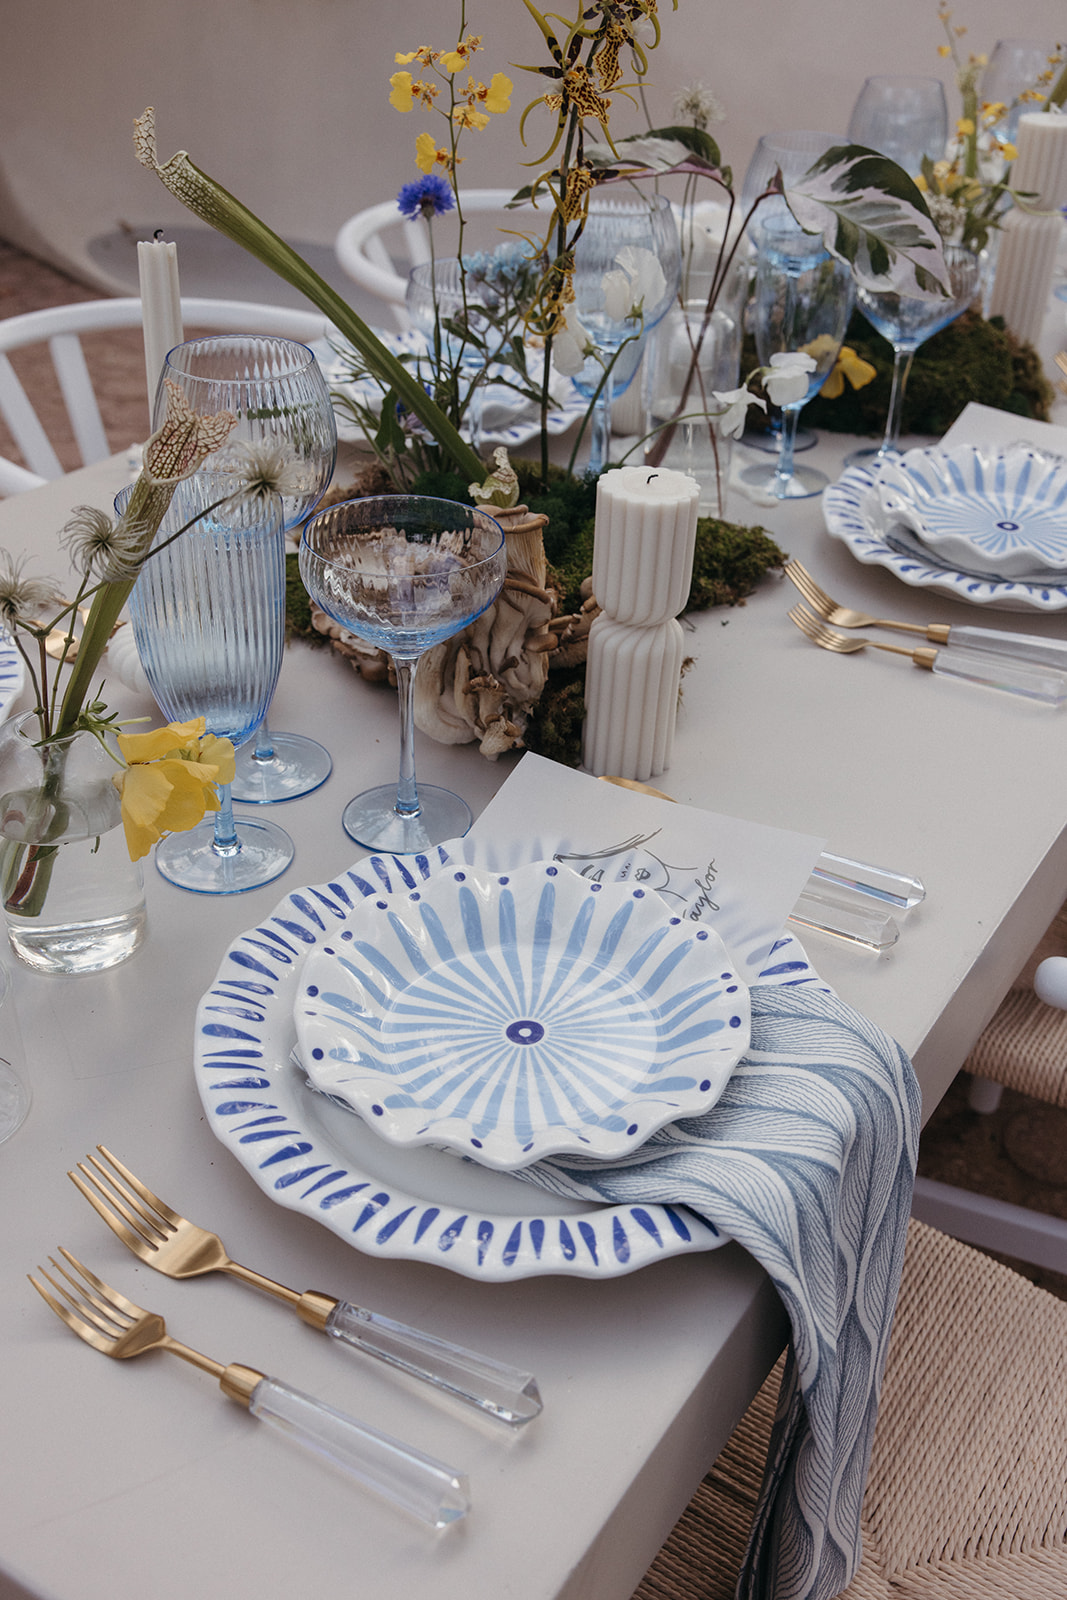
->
<box><xmin>788</xmin><ymin>602</ymin><xmax>1067</xmax><ymax>703</ymax></box>
<box><xmin>71</xmin><ymin>1145</ymin><xmax>540</xmax><ymax>1426</ymax></box>
<box><xmin>29</xmin><ymin>1248</ymin><xmax>469</xmax><ymax>1525</ymax></box>
<box><xmin>785</xmin><ymin>561</ymin><xmax>1067</xmax><ymax>673</ymax></box>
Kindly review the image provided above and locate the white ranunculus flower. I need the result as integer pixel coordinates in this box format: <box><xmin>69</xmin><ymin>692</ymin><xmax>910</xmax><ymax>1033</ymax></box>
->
<box><xmin>601</xmin><ymin>246</ymin><xmax>667</xmax><ymax>322</ymax></box>
<box><xmin>551</xmin><ymin>301</ymin><xmax>595</xmax><ymax>378</ymax></box>
<box><xmin>712</xmin><ymin>385</ymin><xmax>766</xmax><ymax>440</ymax></box>
<box><xmin>763</xmin><ymin>351</ymin><xmax>817</xmax><ymax>407</ymax></box>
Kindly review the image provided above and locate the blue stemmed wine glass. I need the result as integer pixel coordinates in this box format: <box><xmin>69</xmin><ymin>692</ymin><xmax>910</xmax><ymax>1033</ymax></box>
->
<box><xmin>300</xmin><ymin>496</ymin><xmax>507</xmax><ymax>854</ymax></box>
<box><xmin>155</xmin><ymin>335</ymin><xmax>337</xmax><ymax>804</ymax></box>
<box><xmin>568</xmin><ymin>193</ymin><xmax>680</xmax><ymax>476</ymax></box>
<box><xmin>847</xmin><ymin>242</ymin><xmax>982</xmax><ymax>466</ymax></box>
<box><xmin>740</xmin><ymin>215</ymin><xmax>854</xmax><ymax>500</ymax></box>
<box><xmin>122</xmin><ymin>477</ymin><xmax>293</xmax><ymax>894</ymax></box>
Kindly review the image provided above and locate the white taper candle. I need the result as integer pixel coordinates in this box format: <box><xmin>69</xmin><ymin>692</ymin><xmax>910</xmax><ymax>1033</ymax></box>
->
<box><xmin>137</xmin><ymin>237</ymin><xmax>184</xmax><ymax>424</ymax></box>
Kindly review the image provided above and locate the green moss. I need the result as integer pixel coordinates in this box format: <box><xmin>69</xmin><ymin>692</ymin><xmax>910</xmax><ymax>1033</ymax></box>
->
<box><xmin>285</xmin><ymin>550</ymin><xmax>329</xmax><ymax>644</ymax></box>
<box><xmin>796</xmin><ymin>308</ymin><xmax>1052</xmax><ymax>437</ymax></box>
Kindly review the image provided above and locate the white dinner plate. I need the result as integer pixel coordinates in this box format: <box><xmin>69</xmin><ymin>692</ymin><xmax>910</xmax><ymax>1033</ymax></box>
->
<box><xmin>823</xmin><ymin>464</ymin><xmax>1067</xmax><ymax>613</ymax></box>
<box><xmin>195</xmin><ymin>852</ymin><xmax>833</xmax><ymax>1281</ymax></box>
<box><xmin>316</xmin><ymin>334</ymin><xmax>587</xmax><ymax>450</ymax></box>
<box><xmin>295</xmin><ymin>860</ymin><xmax>751</xmax><ymax>1171</ymax></box>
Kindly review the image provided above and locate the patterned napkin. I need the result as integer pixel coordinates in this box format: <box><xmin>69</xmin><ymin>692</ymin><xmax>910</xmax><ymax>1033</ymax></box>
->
<box><xmin>515</xmin><ymin>980</ymin><xmax>921</xmax><ymax>1600</ymax></box>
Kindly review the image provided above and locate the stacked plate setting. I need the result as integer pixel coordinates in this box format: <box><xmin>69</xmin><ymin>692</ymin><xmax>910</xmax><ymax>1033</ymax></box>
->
<box><xmin>824</xmin><ymin>443</ymin><xmax>1067</xmax><ymax>612</ymax></box>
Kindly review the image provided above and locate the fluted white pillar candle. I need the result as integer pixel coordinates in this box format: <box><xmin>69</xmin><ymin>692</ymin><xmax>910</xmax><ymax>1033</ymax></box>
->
<box><xmin>583</xmin><ymin>614</ymin><xmax>685</xmax><ymax>780</ymax></box>
<box><xmin>591</xmin><ymin>465</ymin><xmax>701</xmax><ymax>625</ymax></box>
<box><xmin>137</xmin><ymin>236</ymin><xmax>184</xmax><ymax>422</ymax></box>
<box><xmin>583</xmin><ymin>464</ymin><xmax>700</xmax><ymax>780</ymax></box>
<box><xmin>988</xmin><ymin>112</ymin><xmax>1067</xmax><ymax>345</ymax></box>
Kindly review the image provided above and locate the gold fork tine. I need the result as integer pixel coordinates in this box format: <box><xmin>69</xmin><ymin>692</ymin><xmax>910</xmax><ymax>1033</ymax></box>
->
<box><xmin>71</xmin><ymin>1156</ymin><xmax>172</xmax><ymax>1254</ymax></box>
<box><xmin>784</xmin><ymin>560</ymin><xmax>835</xmax><ymax>615</ymax></box>
<box><xmin>95</xmin><ymin>1145</ymin><xmax>183</xmax><ymax>1229</ymax></box>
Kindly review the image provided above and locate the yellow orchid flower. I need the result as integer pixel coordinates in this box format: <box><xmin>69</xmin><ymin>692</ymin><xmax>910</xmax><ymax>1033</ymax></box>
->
<box><xmin>819</xmin><ymin>346</ymin><xmax>878</xmax><ymax>400</ymax></box>
<box><xmin>113</xmin><ymin>718</ymin><xmax>236</xmax><ymax>861</ymax></box>
<box><xmin>440</xmin><ymin>35</ymin><xmax>483</xmax><ymax>73</ymax></box>
<box><xmin>956</xmin><ymin>117</ymin><xmax>976</xmax><ymax>136</ymax></box>
<box><xmin>453</xmin><ymin>105</ymin><xmax>490</xmax><ymax>131</ymax></box>
<box><xmin>389</xmin><ymin>71</ymin><xmax>416</xmax><ymax>113</ymax></box>
<box><xmin>415</xmin><ymin>130</ymin><xmax>452</xmax><ymax>173</ymax></box>
<box><xmin>482</xmin><ymin>72</ymin><xmax>513</xmax><ymax>114</ymax></box>
<box><xmin>1001</xmin><ymin>141</ymin><xmax>1018</xmax><ymax>161</ymax></box>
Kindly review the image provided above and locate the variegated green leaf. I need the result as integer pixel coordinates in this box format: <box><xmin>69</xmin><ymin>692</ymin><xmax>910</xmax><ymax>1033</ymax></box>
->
<box><xmin>783</xmin><ymin>145</ymin><xmax>950</xmax><ymax>296</ymax></box>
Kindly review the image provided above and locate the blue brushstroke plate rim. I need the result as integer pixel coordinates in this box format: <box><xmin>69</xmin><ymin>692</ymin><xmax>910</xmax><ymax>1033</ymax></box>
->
<box><xmin>194</xmin><ymin>850</ymin><xmax>832</xmax><ymax>1281</ymax></box>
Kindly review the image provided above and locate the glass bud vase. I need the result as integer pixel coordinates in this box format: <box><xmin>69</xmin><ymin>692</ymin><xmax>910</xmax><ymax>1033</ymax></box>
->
<box><xmin>0</xmin><ymin>713</ymin><xmax>146</xmax><ymax>974</ymax></box>
<box><xmin>646</xmin><ymin>301</ymin><xmax>741</xmax><ymax>516</ymax></box>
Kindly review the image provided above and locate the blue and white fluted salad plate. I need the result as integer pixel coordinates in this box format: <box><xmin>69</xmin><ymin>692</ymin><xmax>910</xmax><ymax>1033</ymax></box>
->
<box><xmin>823</xmin><ymin>457</ymin><xmax>1067</xmax><ymax>613</ymax></box>
<box><xmin>0</xmin><ymin>632</ymin><xmax>25</xmax><ymax>723</ymax></box>
<box><xmin>294</xmin><ymin>860</ymin><xmax>752</xmax><ymax>1172</ymax></box>
<box><xmin>194</xmin><ymin>849</ymin><xmax>833</xmax><ymax>1282</ymax></box>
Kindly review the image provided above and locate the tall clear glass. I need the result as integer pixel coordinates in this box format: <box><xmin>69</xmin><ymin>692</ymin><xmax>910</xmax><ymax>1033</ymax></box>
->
<box><xmin>851</xmin><ymin>242</ymin><xmax>982</xmax><ymax>464</ymax></box>
<box><xmin>155</xmin><ymin>335</ymin><xmax>337</xmax><ymax>803</ymax></box>
<box><xmin>406</xmin><ymin>260</ymin><xmax>493</xmax><ymax>456</ymax></box>
<box><xmin>125</xmin><ymin>478</ymin><xmax>293</xmax><ymax>894</ymax></box>
<box><xmin>847</xmin><ymin>76</ymin><xmax>949</xmax><ymax>176</ymax></box>
<box><xmin>300</xmin><ymin>496</ymin><xmax>507</xmax><ymax>854</ymax></box>
<box><xmin>738</xmin><ymin>132</ymin><xmax>844</xmax><ymax>454</ymax></box>
<box><xmin>569</xmin><ymin>194</ymin><xmax>680</xmax><ymax>475</ymax></box>
<box><xmin>740</xmin><ymin>217</ymin><xmax>855</xmax><ymax>500</ymax></box>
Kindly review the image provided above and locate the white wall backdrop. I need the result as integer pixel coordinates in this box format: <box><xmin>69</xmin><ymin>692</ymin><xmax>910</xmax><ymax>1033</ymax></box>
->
<box><xmin>0</xmin><ymin>0</ymin><xmax>1062</xmax><ymax>293</ymax></box>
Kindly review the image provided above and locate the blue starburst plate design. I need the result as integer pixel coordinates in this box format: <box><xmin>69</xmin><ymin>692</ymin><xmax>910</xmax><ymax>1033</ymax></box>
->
<box><xmin>194</xmin><ymin>850</ymin><xmax>831</xmax><ymax>1281</ymax></box>
<box><xmin>295</xmin><ymin>861</ymin><xmax>751</xmax><ymax>1171</ymax></box>
<box><xmin>872</xmin><ymin>445</ymin><xmax>1067</xmax><ymax>580</ymax></box>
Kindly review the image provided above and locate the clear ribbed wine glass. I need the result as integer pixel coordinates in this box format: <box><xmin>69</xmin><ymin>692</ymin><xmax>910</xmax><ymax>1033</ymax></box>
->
<box><xmin>300</xmin><ymin>496</ymin><xmax>506</xmax><ymax>854</ymax></box>
<box><xmin>123</xmin><ymin>477</ymin><xmax>293</xmax><ymax>894</ymax></box>
<box><xmin>740</xmin><ymin>215</ymin><xmax>854</xmax><ymax>499</ymax></box>
<box><xmin>569</xmin><ymin>194</ymin><xmax>680</xmax><ymax>475</ymax></box>
<box><xmin>847</xmin><ymin>76</ymin><xmax>949</xmax><ymax>176</ymax></box>
<box><xmin>154</xmin><ymin>335</ymin><xmax>337</xmax><ymax>804</ymax></box>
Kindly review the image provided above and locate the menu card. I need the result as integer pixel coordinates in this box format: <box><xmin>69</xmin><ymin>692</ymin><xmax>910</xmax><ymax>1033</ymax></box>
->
<box><xmin>459</xmin><ymin>753</ymin><xmax>825</xmax><ymax>978</ymax></box>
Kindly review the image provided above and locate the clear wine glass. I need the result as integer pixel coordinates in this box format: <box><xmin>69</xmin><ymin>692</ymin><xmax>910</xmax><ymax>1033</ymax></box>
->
<box><xmin>738</xmin><ymin>131</ymin><xmax>845</xmax><ymax>454</ymax></box>
<box><xmin>847</xmin><ymin>76</ymin><xmax>949</xmax><ymax>177</ymax></box>
<box><xmin>123</xmin><ymin>477</ymin><xmax>294</xmax><ymax>894</ymax></box>
<box><xmin>849</xmin><ymin>242</ymin><xmax>982</xmax><ymax>465</ymax></box>
<box><xmin>569</xmin><ymin>193</ymin><xmax>680</xmax><ymax>475</ymax></box>
<box><xmin>406</xmin><ymin>260</ymin><xmax>493</xmax><ymax>456</ymax></box>
<box><xmin>155</xmin><ymin>335</ymin><xmax>337</xmax><ymax>804</ymax></box>
<box><xmin>300</xmin><ymin>496</ymin><xmax>507</xmax><ymax>854</ymax></box>
<box><xmin>740</xmin><ymin>215</ymin><xmax>855</xmax><ymax>500</ymax></box>
<box><xmin>982</xmin><ymin>40</ymin><xmax>1055</xmax><ymax>142</ymax></box>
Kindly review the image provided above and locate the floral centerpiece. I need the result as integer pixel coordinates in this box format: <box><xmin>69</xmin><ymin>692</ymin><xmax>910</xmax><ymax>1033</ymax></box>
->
<box><xmin>131</xmin><ymin>2</ymin><xmax>948</xmax><ymax>763</ymax></box>
<box><xmin>0</xmin><ymin>385</ymin><xmax>275</xmax><ymax>971</ymax></box>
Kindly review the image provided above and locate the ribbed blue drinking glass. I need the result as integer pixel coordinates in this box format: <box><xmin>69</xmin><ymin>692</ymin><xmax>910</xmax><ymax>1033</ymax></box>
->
<box><xmin>123</xmin><ymin>477</ymin><xmax>293</xmax><ymax>894</ymax></box>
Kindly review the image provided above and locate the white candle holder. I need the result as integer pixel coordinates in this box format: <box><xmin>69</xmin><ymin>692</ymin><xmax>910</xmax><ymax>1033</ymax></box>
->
<box><xmin>582</xmin><ymin>465</ymin><xmax>700</xmax><ymax>781</ymax></box>
<box><xmin>988</xmin><ymin>112</ymin><xmax>1067</xmax><ymax>347</ymax></box>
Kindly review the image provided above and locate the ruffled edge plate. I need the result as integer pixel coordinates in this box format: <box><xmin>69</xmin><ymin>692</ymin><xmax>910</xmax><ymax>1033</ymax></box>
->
<box><xmin>295</xmin><ymin>860</ymin><xmax>751</xmax><ymax>1171</ymax></box>
<box><xmin>822</xmin><ymin>464</ymin><xmax>1067</xmax><ymax>613</ymax></box>
<box><xmin>194</xmin><ymin>850</ymin><xmax>832</xmax><ymax>1282</ymax></box>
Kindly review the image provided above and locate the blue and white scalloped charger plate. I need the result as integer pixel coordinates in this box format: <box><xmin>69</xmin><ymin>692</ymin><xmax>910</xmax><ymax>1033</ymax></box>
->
<box><xmin>194</xmin><ymin>850</ymin><xmax>832</xmax><ymax>1282</ymax></box>
<box><xmin>295</xmin><ymin>861</ymin><xmax>751</xmax><ymax>1172</ymax></box>
<box><xmin>823</xmin><ymin>463</ymin><xmax>1067</xmax><ymax>613</ymax></box>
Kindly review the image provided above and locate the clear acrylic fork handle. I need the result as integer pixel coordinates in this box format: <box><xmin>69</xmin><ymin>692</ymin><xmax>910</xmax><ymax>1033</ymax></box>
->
<box><xmin>249</xmin><ymin>1375</ymin><xmax>470</xmax><ymax>1527</ymax></box>
<box><xmin>326</xmin><ymin>1300</ymin><xmax>542</xmax><ymax>1426</ymax></box>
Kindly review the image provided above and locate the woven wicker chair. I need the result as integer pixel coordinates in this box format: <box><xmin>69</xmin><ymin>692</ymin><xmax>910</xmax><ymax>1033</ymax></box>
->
<box><xmin>912</xmin><ymin>898</ymin><xmax>1067</xmax><ymax>1274</ymax></box>
<box><xmin>634</xmin><ymin>1219</ymin><xmax>1067</xmax><ymax>1600</ymax></box>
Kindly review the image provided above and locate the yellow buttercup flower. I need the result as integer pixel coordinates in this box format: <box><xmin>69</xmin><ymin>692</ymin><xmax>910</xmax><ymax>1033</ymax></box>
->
<box><xmin>113</xmin><ymin>718</ymin><xmax>235</xmax><ymax>861</ymax></box>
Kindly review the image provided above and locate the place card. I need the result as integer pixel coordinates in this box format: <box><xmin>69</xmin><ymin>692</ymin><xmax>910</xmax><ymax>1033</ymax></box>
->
<box><xmin>460</xmin><ymin>752</ymin><xmax>826</xmax><ymax>977</ymax></box>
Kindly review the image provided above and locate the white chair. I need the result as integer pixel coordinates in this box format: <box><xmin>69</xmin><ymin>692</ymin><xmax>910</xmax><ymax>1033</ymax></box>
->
<box><xmin>334</xmin><ymin>188</ymin><xmax>537</xmax><ymax>330</ymax></box>
<box><xmin>0</xmin><ymin>297</ymin><xmax>333</xmax><ymax>496</ymax></box>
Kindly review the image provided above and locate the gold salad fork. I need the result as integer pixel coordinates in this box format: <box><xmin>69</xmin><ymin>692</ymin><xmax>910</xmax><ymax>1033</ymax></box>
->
<box><xmin>29</xmin><ymin>1248</ymin><xmax>469</xmax><ymax>1526</ymax></box>
<box><xmin>70</xmin><ymin>1145</ymin><xmax>541</xmax><ymax>1426</ymax></box>
<box><xmin>785</xmin><ymin>561</ymin><xmax>1067</xmax><ymax>673</ymax></box>
<box><xmin>788</xmin><ymin>602</ymin><xmax>1067</xmax><ymax>703</ymax></box>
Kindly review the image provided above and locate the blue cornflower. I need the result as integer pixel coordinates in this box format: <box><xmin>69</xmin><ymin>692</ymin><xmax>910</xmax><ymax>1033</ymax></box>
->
<box><xmin>397</xmin><ymin>175</ymin><xmax>455</xmax><ymax>221</ymax></box>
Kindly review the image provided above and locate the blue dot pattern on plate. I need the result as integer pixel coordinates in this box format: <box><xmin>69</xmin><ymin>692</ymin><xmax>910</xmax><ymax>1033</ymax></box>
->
<box><xmin>193</xmin><ymin>850</ymin><xmax>828</xmax><ymax>1281</ymax></box>
<box><xmin>294</xmin><ymin>860</ymin><xmax>751</xmax><ymax>1170</ymax></box>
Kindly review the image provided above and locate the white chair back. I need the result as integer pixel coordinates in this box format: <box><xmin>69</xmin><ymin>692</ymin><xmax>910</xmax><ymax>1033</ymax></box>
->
<box><xmin>0</xmin><ymin>297</ymin><xmax>333</xmax><ymax>496</ymax></box>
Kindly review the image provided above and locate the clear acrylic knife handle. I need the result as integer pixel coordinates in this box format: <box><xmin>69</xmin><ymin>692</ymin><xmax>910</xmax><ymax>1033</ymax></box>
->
<box><xmin>948</xmin><ymin>626</ymin><xmax>1067</xmax><ymax>673</ymax></box>
<box><xmin>248</xmin><ymin>1375</ymin><xmax>471</xmax><ymax>1527</ymax></box>
<box><xmin>326</xmin><ymin>1300</ymin><xmax>543</xmax><ymax>1426</ymax></box>
<box><xmin>930</xmin><ymin>647</ymin><xmax>1067</xmax><ymax>704</ymax></box>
